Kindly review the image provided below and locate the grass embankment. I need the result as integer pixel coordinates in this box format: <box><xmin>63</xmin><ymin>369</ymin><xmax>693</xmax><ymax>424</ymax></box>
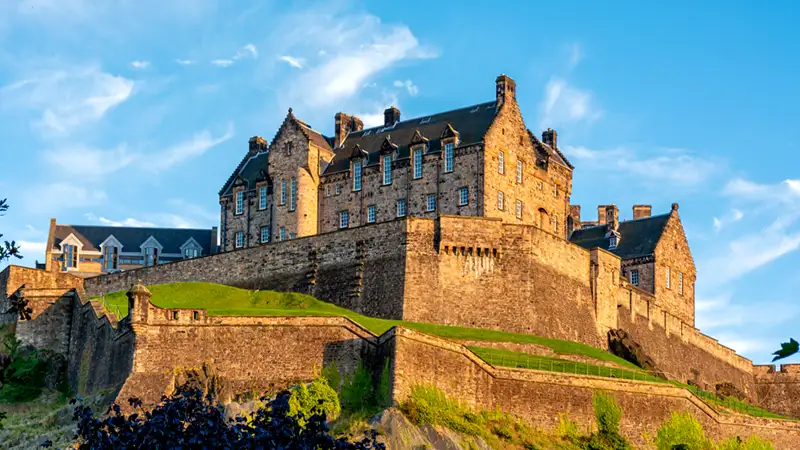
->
<box><xmin>92</xmin><ymin>282</ymin><xmax>637</xmax><ymax>369</ymax></box>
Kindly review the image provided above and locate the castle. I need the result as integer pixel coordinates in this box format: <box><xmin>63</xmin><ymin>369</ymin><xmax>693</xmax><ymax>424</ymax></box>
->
<box><xmin>3</xmin><ymin>73</ymin><xmax>800</xmax><ymax>448</ymax></box>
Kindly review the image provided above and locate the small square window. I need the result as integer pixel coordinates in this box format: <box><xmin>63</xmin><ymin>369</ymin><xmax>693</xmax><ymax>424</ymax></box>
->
<box><xmin>426</xmin><ymin>194</ymin><xmax>436</xmax><ymax>212</ymax></box>
<box><xmin>630</xmin><ymin>269</ymin><xmax>639</xmax><ymax>286</ymax></box>
<box><xmin>458</xmin><ymin>187</ymin><xmax>469</xmax><ymax>206</ymax></box>
<box><xmin>339</xmin><ymin>210</ymin><xmax>350</xmax><ymax>229</ymax></box>
<box><xmin>367</xmin><ymin>205</ymin><xmax>377</xmax><ymax>223</ymax></box>
<box><xmin>193</xmin><ymin>311</ymin><xmax>199</xmax><ymax>320</ymax></box>
<box><xmin>261</xmin><ymin>227</ymin><xmax>270</xmax><ymax>243</ymax></box>
<box><xmin>289</xmin><ymin>233</ymin><xmax>296</xmax><ymax>239</ymax></box>
<box><xmin>397</xmin><ymin>199</ymin><xmax>407</xmax><ymax>217</ymax></box>
<box><xmin>325</xmin><ymin>185</ymin><xmax>331</xmax><ymax>197</ymax></box>
<box><xmin>172</xmin><ymin>311</ymin><xmax>179</xmax><ymax>320</ymax></box>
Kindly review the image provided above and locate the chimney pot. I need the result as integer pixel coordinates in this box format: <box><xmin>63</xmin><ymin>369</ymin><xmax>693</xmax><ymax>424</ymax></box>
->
<box><xmin>248</xmin><ymin>136</ymin><xmax>267</xmax><ymax>155</ymax></box>
<box><xmin>542</xmin><ymin>128</ymin><xmax>558</xmax><ymax>149</ymax></box>
<box><xmin>597</xmin><ymin>204</ymin><xmax>618</xmax><ymax>226</ymax></box>
<box><xmin>334</xmin><ymin>112</ymin><xmax>352</xmax><ymax>148</ymax></box>
<box><xmin>384</xmin><ymin>106</ymin><xmax>401</xmax><ymax>126</ymax></box>
<box><xmin>632</xmin><ymin>205</ymin><xmax>652</xmax><ymax>219</ymax></box>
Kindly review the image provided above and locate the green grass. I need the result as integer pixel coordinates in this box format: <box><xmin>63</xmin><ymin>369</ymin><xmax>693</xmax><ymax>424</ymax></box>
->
<box><xmin>672</xmin><ymin>381</ymin><xmax>794</xmax><ymax>421</ymax></box>
<box><xmin>93</xmin><ymin>282</ymin><xmax>639</xmax><ymax>369</ymax></box>
<box><xmin>469</xmin><ymin>347</ymin><xmax>667</xmax><ymax>384</ymax></box>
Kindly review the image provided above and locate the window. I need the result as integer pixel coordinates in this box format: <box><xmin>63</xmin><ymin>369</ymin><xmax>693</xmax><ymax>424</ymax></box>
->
<box><xmin>172</xmin><ymin>311</ymin><xmax>179</xmax><ymax>320</ymax></box>
<box><xmin>497</xmin><ymin>191</ymin><xmax>504</xmax><ymax>210</ymax></box>
<box><xmin>286</xmin><ymin>142</ymin><xmax>293</xmax><ymax>156</ymax></box>
<box><xmin>339</xmin><ymin>210</ymin><xmax>350</xmax><ymax>229</ymax></box>
<box><xmin>63</xmin><ymin>244</ymin><xmax>77</xmax><ymax>269</ymax></box>
<box><xmin>609</xmin><ymin>235</ymin><xmax>617</xmax><ymax>250</ymax></box>
<box><xmin>193</xmin><ymin>311</ymin><xmax>199</xmax><ymax>320</ymax></box>
<box><xmin>279</xmin><ymin>227</ymin><xmax>286</xmax><ymax>241</ymax></box>
<box><xmin>289</xmin><ymin>177</ymin><xmax>297</xmax><ymax>211</ymax></box>
<box><xmin>666</xmin><ymin>267</ymin><xmax>671</xmax><ymax>289</ymax></box>
<box><xmin>413</xmin><ymin>148</ymin><xmax>423</xmax><ymax>179</ymax></box>
<box><xmin>144</xmin><ymin>247</ymin><xmax>159</xmax><ymax>266</ymax></box>
<box><xmin>183</xmin><ymin>248</ymin><xmax>199</xmax><ymax>259</ymax></box>
<box><xmin>235</xmin><ymin>191</ymin><xmax>244</xmax><ymax>215</ymax></box>
<box><xmin>679</xmin><ymin>272</ymin><xmax>684</xmax><ymax>295</ymax></box>
<box><xmin>397</xmin><ymin>199</ymin><xmax>407</xmax><ymax>217</ymax></box>
<box><xmin>553</xmin><ymin>215</ymin><xmax>559</xmax><ymax>233</ymax></box>
<box><xmin>259</xmin><ymin>186</ymin><xmax>267</xmax><ymax>210</ymax></box>
<box><xmin>234</xmin><ymin>232</ymin><xmax>244</xmax><ymax>249</ymax></box>
<box><xmin>382</xmin><ymin>155</ymin><xmax>393</xmax><ymax>185</ymax></box>
<box><xmin>280</xmin><ymin>180</ymin><xmax>287</xmax><ymax>205</ymax></box>
<box><xmin>289</xmin><ymin>233</ymin><xmax>296</xmax><ymax>239</ymax></box>
<box><xmin>553</xmin><ymin>184</ymin><xmax>559</xmax><ymax>198</ymax></box>
<box><xmin>103</xmin><ymin>246</ymin><xmax>119</xmax><ymax>270</ymax></box>
<box><xmin>353</xmin><ymin>160</ymin><xmax>363</xmax><ymax>191</ymax></box>
<box><xmin>444</xmin><ymin>143</ymin><xmax>454</xmax><ymax>172</ymax></box>
<box><xmin>261</xmin><ymin>226</ymin><xmax>270</xmax><ymax>243</ymax></box>
<box><xmin>498</xmin><ymin>151</ymin><xmax>505</xmax><ymax>174</ymax></box>
<box><xmin>426</xmin><ymin>194</ymin><xmax>436</xmax><ymax>212</ymax></box>
<box><xmin>367</xmin><ymin>205</ymin><xmax>377</xmax><ymax>223</ymax></box>
<box><xmin>516</xmin><ymin>161</ymin><xmax>523</xmax><ymax>183</ymax></box>
<box><xmin>325</xmin><ymin>185</ymin><xmax>331</xmax><ymax>197</ymax></box>
<box><xmin>458</xmin><ymin>187</ymin><xmax>469</xmax><ymax>206</ymax></box>
<box><xmin>630</xmin><ymin>269</ymin><xmax>639</xmax><ymax>286</ymax></box>
<box><xmin>335</xmin><ymin>184</ymin><xmax>341</xmax><ymax>195</ymax></box>
<box><xmin>515</xmin><ymin>200</ymin><xmax>523</xmax><ymax>219</ymax></box>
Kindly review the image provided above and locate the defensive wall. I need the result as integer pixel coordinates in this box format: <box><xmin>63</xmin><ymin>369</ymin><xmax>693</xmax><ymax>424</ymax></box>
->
<box><xmin>754</xmin><ymin>364</ymin><xmax>800</xmax><ymax>419</ymax></box>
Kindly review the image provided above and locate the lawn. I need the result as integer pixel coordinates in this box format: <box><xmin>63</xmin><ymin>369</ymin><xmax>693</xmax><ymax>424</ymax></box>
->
<box><xmin>92</xmin><ymin>282</ymin><xmax>639</xmax><ymax>369</ymax></box>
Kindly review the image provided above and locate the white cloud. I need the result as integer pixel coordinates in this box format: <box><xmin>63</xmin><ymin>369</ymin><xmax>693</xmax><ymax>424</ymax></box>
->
<box><xmin>393</xmin><ymin>79</ymin><xmax>418</xmax><ymax>96</ymax></box>
<box><xmin>696</xmin><ymin>292</ymin><xmax>800</xmax><ymax>331</ymax></box>
<box><xmin>211</xmin><ymin>59</ymin><xmax>234</xmax><ymax>68</ymax></box>
<box><xmin>563</xmin><ymin>146</ymin><xmax>717</xmax><ymax>187</ymax></box>
<box><xmin>130</xmin><ymin>60</ymin><xmax>150</xmax><ymax>69</ymax></box>
<box><xmin>279</xmin><ymin>56</ymin><xmax>305</xmax><ymax>69</ymax></box>
<box><xmin>712</xmin><ymin>209</ymin><xmax>744</xmax><ymax>232</ymax></box>
<box><xmin>166</xmin><ymin>198</ymin><xmax>218</xmax><ymax>223</ymax></box>
<box><xmin>22</xmin><ymin>183</ymin><xmax>107</xmax><ymax>214</ymax></box>
<box><xmin>723</xmin><ymin>178</ymin><xmax>800</xmax><ymax>204</ymax></box>
<box><xmin>145</xmin><ymin>123</ymin><xmax>235</xmax><ymax>172</ymax></box>
<box><xmin>175</xmin><ymin>59</ymin><xmax>195</xmax><ymax>65</ymax></box>
<box><xmin>0</xmin><ymin>65</ymin><xmax>134</xmax><ymax>135</ymax></box>
<box><xmin>17</xmin><ymin>240</ymin><xmax>47</xmax><ymax>261</ymax></box>
<box><xmin>42</xmin><ymin>145</ymin><xmax>138</xmax><ymax>179</ymax></box>
<box><xmin>568</xmin><ymin>43</ymin><xmax>583</xmax><ymax>67</ymax></box>
<box><xmin>539</xmin><ymin>78</ymin><xmax>603</xmax><ymax>129</ymax></box>
<box><xmin>354</xmin><ymin>92</ymin><xmax>399</xmax><ymax>128</ymax></box>
<box><xmin>236</xmin><ymin>44</ymin><xmax>258</xmax><ymax>60</ymax></box>
<box><xmin>97</xmin><ymin>217</ymin><xmax>156</xmax><ymax>227</ymax></box>
<box><xmin>279</xmin><ymin>13</ymin><xmax>437</xmax><ymax>109</ymax></box>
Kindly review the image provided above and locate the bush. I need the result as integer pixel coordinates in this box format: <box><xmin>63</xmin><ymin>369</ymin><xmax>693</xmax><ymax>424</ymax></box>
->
<box><xmin>289</xmin><ymin>376</ymin><xmax>341</xmax><ymax>426</ymax></box>
<box><xmin>0</xmin><ymin>333</ymin><xmax>50</xmax><ymax>403</ymax></box>
<box><xmin>583</xmin><ymin>391</ymin><xmax>631</xmax><ymax>450</ymax></box>
<box><xmin>655</xmin><ymin>412</ymin><xmax>712</xmax><ymax>450</ymax></box>
<box><xmin>556</xmin><ymin>412</ymin><xmax>580</xmax><ymax>442</ymax></box>
<box><xmin>322</xmin><ymin>361</ymin><xmax>341</xmax><ymax>392</ymax></box>
<box><xmin>341</xmin><ymin>361</ymin><xmax>374</xmax><ymax>411</ymax></box>
<box><xmin>71</xmin><ymin>385</ymin><xmax>384</xmax><ymax>449</ymax></box>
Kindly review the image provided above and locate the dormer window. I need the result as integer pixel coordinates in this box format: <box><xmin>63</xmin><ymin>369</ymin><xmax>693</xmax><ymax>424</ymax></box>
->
<box><xmin>63</xmin><ymin>244</ymin><xmax>78</xmax><ymax>270</ymax></box>
<box><xmin>353</xmin><ymin>160</ymin><xmax>363</xmax><ymax>191</ymax></box>
<box><xmin>184</xmin><ymin>248</ymin><xmax>199</xmax><ymax>258</ymax></box>
<box><xmin>141</xmin><ymin>236</ymin><xmax>163</xmax><ymax>267</ymax></box>
<box><xmin>180</xmin><ymin>237</ymin><xmax>203</xmax><ymax>260</ymax></box>
<box><xmin>259</xmin><ymin>186</ymin><xmax>267</xmax><ymax>210</ymax></box>
<box><xmin>609</xmin><ymin>235</ymin><xmax>618</xmax><ymax>250</ymax></box>
<box><xmin>103</xmin><ymin>246</ymin><xmax>119</xmax><ymax>271</ymax></box>
<box><xmin>235</xmin><ymin>191</ymin><xmax>244</xmax><ymax>215</ymax></box>
<box><xmin>280</xmin><ymin>180</ymin><xmax>287</xmax><ymax>205</ymax></box>
<box><xmin>382</xmin><ymin>154</ymin><xmax>393</xmax><ymax>185</ymax></box>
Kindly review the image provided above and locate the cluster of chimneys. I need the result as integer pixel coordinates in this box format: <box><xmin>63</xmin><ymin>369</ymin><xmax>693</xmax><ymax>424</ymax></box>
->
<box><xmin>571</xmin><ymin>204</ymin><xmax>654</xmax><ymax>227</ymax></box>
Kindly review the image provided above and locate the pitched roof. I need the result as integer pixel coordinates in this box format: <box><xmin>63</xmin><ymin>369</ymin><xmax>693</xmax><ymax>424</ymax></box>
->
<box><xmin>568</xmin><ymin>213</ymin><xmax>671</xmax><ymax>259</ymax></box>
<box><xmin>52</xmin><ymin>224</ymin><xmax>215</xmax><ymax>255</ymax></box>
<box><xmin>296</xmin><ymin>120</ymin><xmax>334</xmax><ymax>151</ymax></box>
<box><xmin>323</xmin><ymin>101</ymin><xmax>498</xmax><ymax>175</ymax></box>
<box><xmin>220</xmin><ymin>151</ymin><xmax>269</xmax><ymax>197</ymax></box>
<box><xmin>528</xmin><ymin>130</ymin><xmax>573</xmax><ymax>170</ymax></box>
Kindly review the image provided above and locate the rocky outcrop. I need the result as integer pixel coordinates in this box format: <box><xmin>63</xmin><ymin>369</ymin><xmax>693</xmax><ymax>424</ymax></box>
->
<box><xmin>716</xmin><ymin>381</ymin><xmax>749</xmax><ymax>402</ymax></box>
<box><xmin>607</xmin><ymin>329</ymin><xmax>666</xmax><ymax>379</ymax></box>
<box><xmin>371</xmin><ymin>408</ymin><xmax>492</xmax><ymax>450</ymax></box>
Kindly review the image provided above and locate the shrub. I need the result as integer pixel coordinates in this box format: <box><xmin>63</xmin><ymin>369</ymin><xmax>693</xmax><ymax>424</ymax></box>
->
<box><xmin>322</xmin><ymin>361</ymin><xmax>341</xmax><ymax>392</ymax></box>
<box><xmin>0</xmin><ymin>334</ymin><xmax>50</xmax><ymax>403</ymax></box>
<box><xmin>655</xmin><ymin>412</ymin><xmax>712</xmax><ymax>450</ymax></box>
<box><xmin>583</xmin><ymin>391</ymin><xmax>631</xmax><ymax>450</ymax></box>
<box><xmin>341</xmin><ymin>361</ymin><xmax>375</xmax><ymax>412</ymax></box>
<box><xmin>556</xmin><ymin>412</ymin><xmax>579</xmax><ymax>441</ymax></box>
<box><xmin>288</xmin><ymin>376</ymin><xmax>341</xmax><ymax>426</ymax></box>
<box><xmin>716</xmin><ymin>435</ymin><xmax>774</xmax><ymax>450</ymax></box>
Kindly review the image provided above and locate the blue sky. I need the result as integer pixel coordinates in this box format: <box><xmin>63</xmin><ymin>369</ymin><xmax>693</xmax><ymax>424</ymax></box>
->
<box><xmin>1</xmin><ymin>0</ymin><xmax>798</xmax><ymax>364</ymax></box>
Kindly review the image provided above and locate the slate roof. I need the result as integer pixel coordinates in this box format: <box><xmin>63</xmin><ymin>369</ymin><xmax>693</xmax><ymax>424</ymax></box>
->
<box><xmin>323</xmin><ymin>101</ymin><xmax>498</xmax><ymax>175</ymax></box>
<box><xmin>219</xmin><ymin>151</ymin><xmax>269</xmax><ymax>197</ymax></box>
<box><xmin>568</xmin><ymin>213</ymin><xmax>671</xmax><ymax>259</ymax></box>
<box><xmin>52</xmin><ymin>224</ymin><xmax>215</xmax><ymax>255</ymax></box>
<box><xmin>528</xmin><ymin>130</ymin><xmax>573</xmax><ymax>169</ymax></box>
<box><xmin>296</xmin><ymin>120</ymin><xmax>334</xmax><ymax>151</ymax></box>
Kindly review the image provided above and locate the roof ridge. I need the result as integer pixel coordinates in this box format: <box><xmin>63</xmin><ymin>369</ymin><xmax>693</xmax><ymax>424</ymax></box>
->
<box><xmin>354</xmin><ymin>100</ymin><xmax>496</xmax><ymax>134</ymax></box>
<box><xmin>57</xmin><ymin>224</ymin><xmax>213</xmax><ymax>232</ymax></box>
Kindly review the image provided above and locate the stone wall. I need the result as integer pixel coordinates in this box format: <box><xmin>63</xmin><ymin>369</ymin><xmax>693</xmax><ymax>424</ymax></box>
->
<box><xmin>402</xmin><ymin>215</ymin><xmax>604</xmax><ymax>346</ymax></box>
<box><xmin>616</xmin><ymin>287</ymin><xmax>755</xmax><ymax>398</ymax></box>
<box><xmin>388</xmin><ymin>327</ymin><xmax>800</xmax><ymax>449</ymax></box>
<box><xmin>84</xmin><ymin>220</ymin><xmax>409</xmax><ymax>320</ymax></box>
<box><xmin>755</xmin><ymin>364</ymin><xmax>800</xmax><ymax>419</ymax></box>
<box><xmin>653</xmin><ymin>210</ymin><xmax>697</xmax><ymax>325</ymax></box>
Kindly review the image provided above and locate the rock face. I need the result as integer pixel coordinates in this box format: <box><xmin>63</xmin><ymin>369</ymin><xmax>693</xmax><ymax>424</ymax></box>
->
<box><xmin>607</xmin><ymin>329</ymin><xmax>666</xmax><ymax>379</ymax></box>
<box><xmin>716</xmin><ymin>381</ymin><xmax>749</xmax><ymax>402</ymax></box>
<box><xmin>371</xmin><ymin>408</ymin><xmax>492</xmax><ymax>450</ymax></box>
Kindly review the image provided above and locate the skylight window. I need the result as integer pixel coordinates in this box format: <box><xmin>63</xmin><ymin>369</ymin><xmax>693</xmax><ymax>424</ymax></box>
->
<box><xmin>420</xmin><ymin>117</ymin><xmax>431</xmax><ymax>124</ymax></box>
<box><xmin>470</xmin><ymin>106</ymin><xmax>480</xmax><ymax>113</ymax></box>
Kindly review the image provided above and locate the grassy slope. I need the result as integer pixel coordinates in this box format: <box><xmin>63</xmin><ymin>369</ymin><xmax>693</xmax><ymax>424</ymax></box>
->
<box><xmin>94</xmin><ymin>282</ymin><xmax>637</xmax><ymax>369</ymax></box>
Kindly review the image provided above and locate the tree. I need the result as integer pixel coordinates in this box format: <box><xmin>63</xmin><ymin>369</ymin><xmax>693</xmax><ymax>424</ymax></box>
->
<box><xmin>0</xmin><ymin>198</ymin><xmax>22</xmax><ymax>263</ymax></box>
<box><xmin>71</xmin><ymin>385</ymin><xmax>385</xmax><ymax>449</ymax></box>
<box><xmin>772</xmin><ymin>338</ymin><xmax>798</xmax><ymax>362</ymax></box>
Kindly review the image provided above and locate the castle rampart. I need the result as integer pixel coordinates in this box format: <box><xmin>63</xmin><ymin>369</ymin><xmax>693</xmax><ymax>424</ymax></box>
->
<box><xmin>755</xmin><ymin>364</ymin><xmax>800</xmax><ymax>419</ymax></box>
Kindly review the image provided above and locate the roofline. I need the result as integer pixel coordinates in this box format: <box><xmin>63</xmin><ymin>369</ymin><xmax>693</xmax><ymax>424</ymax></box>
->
<box><xmin>55</xmin><ymin>224</ymin><xmax>215</xmax><ymax>232</ymax></box>
<box><xmin>321</xmin><ymin>141</ymin><xmax>485</xmax><ymax>176</ymax></box>
<box><xmin>349</xmin><ymin>100</ymin><xmax>496</xmax><ymax>136</ymax></box>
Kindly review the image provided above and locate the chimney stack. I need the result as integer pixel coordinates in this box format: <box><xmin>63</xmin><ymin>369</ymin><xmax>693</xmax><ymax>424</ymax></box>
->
<box><xmin>248</xmin><ymin>136</ymin><xmax>268</xmax><ymax>155</ymax></box>
<box><xmin>384</xmin><ymin>106</ymin><xmax>401</xmax><ymax>127</ymax></box>
<box><xmin>350</xmin><ymin>116</ymin><xmax>364</xmax><ymax>132</ymax></box>
<box><xmin>495</xmin><ymin>74</ymin><xmax>517</xmax><ymax>111</ymax></box>
<box><xmin>570</xmin><ymin>205</ymin><xmax>581</xmax><ymax>223</ymax></box>
<box><xmin>632</xmin><ymin>205</ymin><xmax>652</xmax><ymax>220</ymax></box>
<box><xmin>334</xmin><ymin>112</ymin><xmax>352</xmax><ymax>148</ymax></box>
<box><xmin>542</xmin><ymin>128</ymin><xmax>558</xmax><ymax>149</ymax></box>
<box><xmin>597</xmin><ymin>204</ymin><xmax>618</xmax><ymax>226</ymax></box>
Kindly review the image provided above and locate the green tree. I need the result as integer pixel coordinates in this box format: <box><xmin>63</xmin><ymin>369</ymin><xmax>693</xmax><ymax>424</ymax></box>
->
<box><xmin>655</xmin><ymin>412</ymin><xmax>712</xmax><ymax>450</ymax></box>
<box><xmin>0</xmin><ymin>198</ymin><xmax>22</xmax><ymax>263</ymax></box>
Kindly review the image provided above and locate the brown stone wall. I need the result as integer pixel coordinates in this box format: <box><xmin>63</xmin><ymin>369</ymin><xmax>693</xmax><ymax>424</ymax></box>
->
<box><xmin>84</xmin><ymin>220</ymin><xmax>408</xmax><ymax>320</ymax></box>
<box><xmin>617</xmin><ymin>300</ymin><xmax>755</xmax><ymax>399</ymax></box>
<box><xmin>318</xmin><ymin>144</ymin><xmax>482</xmax><ymax>235</ymax></box>
<box><xmin>482</xmin><ymin>99</ymin><xmax>572</xmax><ymax>238</ymax></box>
<box><xmin>621</xmin><ymin>260</ymin><xmax>655</xmax><ymax>294</ymax></box>
<box><xmin>402</xmin><ymin>216</ymin><xmax>603</xmax><ymax>346</ymax></box>
<box><xmin>389</xmin><ymin>328</ymin><xmax>800</xmax><ymax>449</ymax></box>
<box><xmin>756</xmin><ymin>364</ymin><xmax>800</xmax><ymax>418</ymax></box>
<box><xmin>654</xmin><ymin>211</ymin><xmax>697</xmax><ymax>325</ymax></box>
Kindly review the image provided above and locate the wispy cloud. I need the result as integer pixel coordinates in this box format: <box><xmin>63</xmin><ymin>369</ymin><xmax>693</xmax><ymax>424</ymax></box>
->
<box><xmin>130</xmin><ymin>60</ymin><xmax>150</xmax><ymax>69</ymax></box>
<box><xmin>563</xmin><ymin>146</ymin><xmax>718</xmax><ymax>187</ymax></box>
<box><xmin>175</xmin><ymin>59</ymin><xmax>195</xmax><ymax>65</ymax></box>
<box><xmin>393</xmin><ymin>79</ymin><xmax>418</xmax><ymax>96</ymax></box>
<box><xmin>279</xmin><ymin>55</ymin><xmax>305</xmax><ymax>69</ymax></box>
<box><xmin>712</xmin><ymin>209</ymin><xmax>744</xmax><ymax>232</ymax></box>
<box><xmin>22</xmin><ymin>183</ymin><xmax>107</xmax><ymax>214</ymax></box>
<box><xmin>97</xmin><ymin>216</ymin><xmax>156</xmax><ymax>227</ymax></box>
<box><xmin>567</xmin><ymin>43</ymin><xmax>583</xmax><ymax>68</ymax></box>
<box><xmin>145</xmin><ymin>123</ymin><xmax>235</xmax><ymax>172</ymax></box>
<box><xmin>539</xmin><ymin>78</ymin><xmax>603</xmax><ymax>129</ymax></box>
<box><xmin>42</xmin><ymin>144</ymin><xmax>139</xmax><ymax>180</ymax></box>
<box><xmin>16</xmin><ymin>240</ymin><xmax>47</xmax><ymax>261</ymax></box>
<box><xmin>211</xmin><ymin>59</ymin><xmax>234</xmax><ymax>68</ymax></box>
<box><xmin>0</xmin><ymin>65</ymin><xmax>134</xmax><ymax>135</ymax></box>
<box><xmin>211</xmin><ymin>44</ymin><xmax>259</xmax><ymax>68</ymax></box>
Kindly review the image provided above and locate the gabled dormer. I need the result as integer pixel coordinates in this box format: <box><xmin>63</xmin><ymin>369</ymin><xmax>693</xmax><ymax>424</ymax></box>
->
<box><xmin>440</xmin><ymin>124</ymin><xmax>460</xmax><ymax>173</ymax></box>
<box><xmin>99</xmin><ymin>234</ymin><xmax>123</xmax><ymax>272</ymax></box>
<box><xmin>409</xmin><ymin>130</ymin><xmax>429</xmax><ymax>180</ymax></box>
<box><xmin>58</xmin><ymin>233</ymin><xmax>83</xmax><ymax>271</ymax></box>
<box><xmin>140</xmin><ymin>236</ymin><xmax>163</xmax><ymax>267</ymax></box>
<box><xmin>379</xmin><ymin>136</ymin><xmax>398</xmax><ymax>186</ymax></box>
<box><xmin>180</xmin><ymin>237</ymin><xmax>203</xmax><ymax>259</ymax></box>
<box><xmin>349</xmin><ymin>144</ymin><xmax>368</xmax><ymax>192</ymax></box>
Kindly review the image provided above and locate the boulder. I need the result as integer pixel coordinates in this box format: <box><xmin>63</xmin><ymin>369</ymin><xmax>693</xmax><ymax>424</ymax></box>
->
<box><xmin>607</xmin><ymin>329</ymin><xmax>666</xmax><ymax>379</ymax></box>
<box><xmin>716</xmin><ymin>381</ymin><xmax>748</xmax><ymax>402</ymax></box>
